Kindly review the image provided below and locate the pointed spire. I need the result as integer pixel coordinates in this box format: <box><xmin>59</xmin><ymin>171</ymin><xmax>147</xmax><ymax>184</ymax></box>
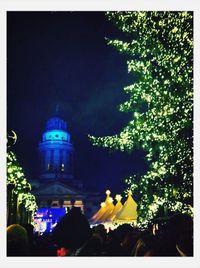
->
<box><xmin>55</xmin><ymin>104</ymin><xmax>60</xmax><ymax>116</ymax></box>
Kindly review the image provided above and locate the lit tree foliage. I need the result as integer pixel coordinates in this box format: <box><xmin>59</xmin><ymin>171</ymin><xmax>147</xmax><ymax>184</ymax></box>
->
<box><xmin>7</xmin><ymin>146</ymin><xmax>38</xmax><ymax>216</ymax></box>
<box><xmin>89</xmin><ymin>11</ymin><xmax>193</xmax><ymax>225</ymax></box>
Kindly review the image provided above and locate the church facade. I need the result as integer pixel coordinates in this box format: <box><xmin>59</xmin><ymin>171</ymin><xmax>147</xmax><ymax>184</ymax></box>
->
<box><xmin>31</xmin><ymin>116</ymin><xmax>100</xmax><ymax>231</ymax></box>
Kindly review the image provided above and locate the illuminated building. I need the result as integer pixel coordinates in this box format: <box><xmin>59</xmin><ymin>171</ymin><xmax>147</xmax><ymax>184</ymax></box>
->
<box><xmin>31</xmin><ymin>115</ymin><xmax>99</xmax><ymax>232</ymax></box>
<box><xmin>38</xmin><ymin>116</ymin><xmax>74</xmax><ymax>183</ymax></box>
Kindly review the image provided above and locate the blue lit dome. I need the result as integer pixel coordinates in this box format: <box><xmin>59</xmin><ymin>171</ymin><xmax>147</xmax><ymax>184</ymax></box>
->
<box><xmin>39</xmin><ymin>115</ymin><xmax>74</xmax><ymax>182</ymax></box>
<box><xmin>42</xmin><ymin>116</ymin><xmax>70</xmax><ymax>142</ymax></box>
<box><xmin>45</xmin><ymin>116</ymin><xmax>67</xmax><ymax>131</ymax></box>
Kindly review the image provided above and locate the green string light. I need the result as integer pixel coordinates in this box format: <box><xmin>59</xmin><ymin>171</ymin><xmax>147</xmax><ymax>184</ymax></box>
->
<box><xmin>7</xmin><ymin>149</ymin><xmax>38</xmax><ymax>219</ymax></box>
<box><xmin>89</xmin><ymin>11</ymin><xmax>193</xmax><ymax>225</ymax></box>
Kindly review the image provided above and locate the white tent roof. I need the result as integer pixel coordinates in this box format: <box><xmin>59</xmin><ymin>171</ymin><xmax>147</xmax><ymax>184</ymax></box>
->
<box><xmin>105</xmin><ymin>199</ymin><xmax>123</xmax><ymax>222</ymax></box>
<box><xmin>114</xmin><ymin>192</ymin><xmax>138</xmax><ymax>223</ymax></box>
<box><xmin>97</xmin><ymin>200</ymin><xmax>114</xmax><ymax>223</ymax></box>
<box><xmin>90</xmin><ymin>190</ymin><xmax>113</xmax><ymax>224</ymax></box>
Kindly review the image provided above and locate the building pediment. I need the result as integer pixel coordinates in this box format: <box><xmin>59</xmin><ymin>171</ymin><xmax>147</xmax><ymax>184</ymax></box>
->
<box><xmin>33</xmin><ymin>181</ymin><xmax>83</xmax><ymax>196</ymax></box>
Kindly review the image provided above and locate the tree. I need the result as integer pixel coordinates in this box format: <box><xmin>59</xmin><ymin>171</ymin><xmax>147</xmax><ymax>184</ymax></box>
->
<box><xmin>89</xmin><ymin>12</ymin><xmax>193</xmax><ymax>225</ymax></box>
<box><xmin>7</xmin><ymin>132</ymin><xmax>37</xmax><ymax>223</ymax></box>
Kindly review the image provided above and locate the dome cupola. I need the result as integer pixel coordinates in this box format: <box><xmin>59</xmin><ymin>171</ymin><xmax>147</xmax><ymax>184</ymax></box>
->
<box><xmin>38</xmin><ymin>115</ymin><xmax>74</xmax><ymax>181</ymax></box>
<box><xmin>45</xmin><ymin>116</ymin><xmax>67</xmax><ymax>131</ymax></box>
<box><xmin>42</xmin><ymin>116</ymin><xmax>70</xmax><ymax>142</ymax></box>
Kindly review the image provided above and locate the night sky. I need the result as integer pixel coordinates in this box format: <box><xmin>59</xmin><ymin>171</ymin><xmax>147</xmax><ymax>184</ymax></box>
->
<box><xmin>7</xmin><ymin>12</ymin><xmax>148</xmax><ymax>195</ymax></box>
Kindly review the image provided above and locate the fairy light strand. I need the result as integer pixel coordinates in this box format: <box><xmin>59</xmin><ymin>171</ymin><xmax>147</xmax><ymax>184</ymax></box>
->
<box><xmin>89</xmin><ymin>11</ymin><xmax>193</xmax><ymax>225</ymax></box>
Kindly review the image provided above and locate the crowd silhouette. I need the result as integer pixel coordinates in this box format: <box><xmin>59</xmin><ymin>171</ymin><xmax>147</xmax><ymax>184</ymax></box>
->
<box><xmin>7</xmin><ymin>207</ymin><xmax>193</xmax><ymax>257</ymax></box>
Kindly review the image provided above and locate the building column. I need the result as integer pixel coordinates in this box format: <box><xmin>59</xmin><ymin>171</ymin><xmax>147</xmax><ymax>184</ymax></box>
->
<box><xmin>53</xmin><ymin>149</ymin><xmax>60</xmax><ymax>171</ymax></box>
<box><xmin>45</xmin><ymin>150</ymin><xmax>51</xmax><ymax>171</ymax></box>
